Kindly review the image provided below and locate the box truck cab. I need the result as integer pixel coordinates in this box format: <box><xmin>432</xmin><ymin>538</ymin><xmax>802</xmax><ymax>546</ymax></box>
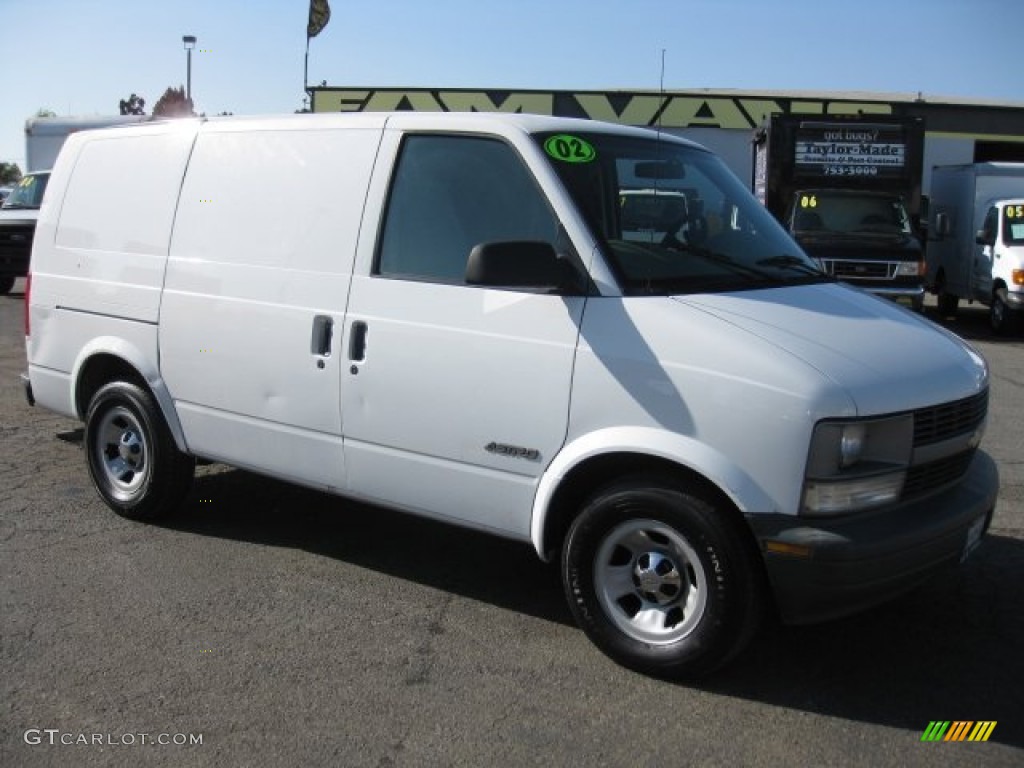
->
<box><xmin>928</xmin><ymin>163</ymin><xmax>1024</xmax><ymax>334</ymax></box>
<box><xmin>22</xmin><ymin>114</ymin><xmax>997</xmax><ymax>678</ymax></box>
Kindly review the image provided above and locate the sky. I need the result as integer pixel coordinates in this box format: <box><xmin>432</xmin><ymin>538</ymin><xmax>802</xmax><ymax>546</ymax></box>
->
<box><xmin>1</xmin><ymin>0</ymin><xmax>1021</xmax><ymax>169</ymax></box>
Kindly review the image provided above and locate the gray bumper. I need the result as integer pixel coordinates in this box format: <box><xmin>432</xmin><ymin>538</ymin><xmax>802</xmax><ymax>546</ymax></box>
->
<box><xmin>746</xmin><ymin>450</ymin><xmax>998</xmax><ymax>624</ymax></box>
<box><xmin>21</xmin><ymin>371</ymin><xmax>34</xmax><ymax>406</ymax></box>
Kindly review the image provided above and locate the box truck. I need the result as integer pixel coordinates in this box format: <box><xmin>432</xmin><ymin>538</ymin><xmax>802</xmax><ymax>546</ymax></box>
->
<box><xmin>22</xmin><ymin>113</ymin><xmax>997</xmax><ymax>678</ymax></box>
<box><xmin>927</xmin><ymin>162</ymin><xmax>1024</xmax><ymax>333</ymax></box>
<box><xmin>752</xmin><ymin>114</ymin><xmax>926</xmax><ymax>310</ymax></box>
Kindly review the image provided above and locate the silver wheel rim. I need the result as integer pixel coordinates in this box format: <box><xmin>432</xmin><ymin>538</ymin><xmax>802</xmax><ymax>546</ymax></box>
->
<box><xmin>94</xmin><ymin>406</ymin><xmax>149</xmax><ymax>500</ymax></box>
<box><xmin>594</xmin><ymin>519</ymin><xmax>708</xmax><ymax>645</ymax></box>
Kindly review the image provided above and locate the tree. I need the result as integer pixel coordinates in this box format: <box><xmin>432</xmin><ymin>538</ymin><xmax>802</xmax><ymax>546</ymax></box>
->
<box><xmin>119</xmin><ymin>93</ymin><xmax>146</xmax><ymax>115</ymax></box>
<box><xmin>152</xmin><ymin>86</ymin><xmax>194</xmax><ymax>118</ymax></box>
<box><xmin>35</xmin><ymin>108</ymin><xmax>56</xmax><ymax>118</ymax></box>
<box><xmin>0</xmin><ymin>162</ymin><xmax>22</xmax><ymax>185</ymax></box>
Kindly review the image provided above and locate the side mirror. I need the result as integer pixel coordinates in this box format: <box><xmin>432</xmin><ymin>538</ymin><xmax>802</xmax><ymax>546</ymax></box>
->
<box><xmin>975</xmin><ymin>229</ymin><xmax>993</xmax><ymax>246</ymax></box>
<box><xmin>465</xmin><ymin>241</ymin><xmax>581</xmax><ymax>293</ymax></box>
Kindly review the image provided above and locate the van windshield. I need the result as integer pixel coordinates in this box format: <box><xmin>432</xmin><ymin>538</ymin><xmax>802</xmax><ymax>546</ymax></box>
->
<box><xmin>534</xmin><ymin>132</ymin><xmax>827</xmax><ymax>295</ymax></box>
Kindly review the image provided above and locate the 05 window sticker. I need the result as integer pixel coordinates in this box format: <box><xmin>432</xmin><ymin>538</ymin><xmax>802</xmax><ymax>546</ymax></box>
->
<box><xmin>544</xmin><ymin>135</ymin><xmax>596</xmax><ymax>164</ymax></box>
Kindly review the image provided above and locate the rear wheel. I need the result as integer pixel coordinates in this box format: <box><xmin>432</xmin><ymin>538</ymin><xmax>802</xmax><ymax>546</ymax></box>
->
<box><xmin>84</xmin><ymin>381</ymin><xmax>194</xmax><ymax>520</ymax></box>
<box><xmin>990</xmin><ymin>289</ymin><xmax>1019</xmax><ymax>335</ymax></box>
<box><xmin>937</xmin><ymin>291</ymin><xmax>959</xmax><ymax>318</ymax></box>
<box><xmin>561</xmin><ymin>476</ymin><xmax>765</xmax><ymax>678</ymax></box>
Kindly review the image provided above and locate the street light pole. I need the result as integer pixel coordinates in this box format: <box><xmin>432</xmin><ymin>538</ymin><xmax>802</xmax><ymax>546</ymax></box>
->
<box><xmin>182</xmin><ymin>35</ymin><xmax>197</xmax><ymax>103</ymax></box>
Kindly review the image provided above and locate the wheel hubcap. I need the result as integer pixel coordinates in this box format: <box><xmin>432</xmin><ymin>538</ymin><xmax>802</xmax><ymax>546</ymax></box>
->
<box><xmin>594</xmin><ymin>519</ymin><xmax>708</xmax><ymax>645</ymax></box>
<box><xmin>95</xmin><ymin>406</ymin><xmax>149</xmax><ymax>498</ymax></box>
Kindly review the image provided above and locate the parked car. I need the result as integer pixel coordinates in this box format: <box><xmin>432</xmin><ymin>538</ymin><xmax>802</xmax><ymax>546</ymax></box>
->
<box><xmin>0</xmin><ymin>170</ymin><xmax>50</xmax><ymax>294</ymax></box>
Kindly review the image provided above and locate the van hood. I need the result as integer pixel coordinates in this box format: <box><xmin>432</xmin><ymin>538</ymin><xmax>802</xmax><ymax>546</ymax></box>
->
<box><xmin>673</xmin><ymin>282</ymin><xmax>988</xmax><ymax>416</ymax></box>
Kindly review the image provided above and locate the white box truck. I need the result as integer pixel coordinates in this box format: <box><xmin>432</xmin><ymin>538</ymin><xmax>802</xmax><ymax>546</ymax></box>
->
<box><xmin>927</xmin><ymin>162</ymin><xmax>1024</xmax><ymax>333</ymax></box>
<box><xmin>21</xmin><ymin>113</ymin><xmax>998</xmax><ymax>678</ymax></box>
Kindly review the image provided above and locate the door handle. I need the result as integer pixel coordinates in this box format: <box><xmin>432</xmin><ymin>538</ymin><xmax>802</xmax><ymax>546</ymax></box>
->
<box><xmin>311</xmin><ymin>315</ymin><xmax>333</xmax><ymax>356</ymax></box>
<box><xmin>349</xmin><ymin>321</ymin><xmax>368</xmax><ymax>362</ymax></box>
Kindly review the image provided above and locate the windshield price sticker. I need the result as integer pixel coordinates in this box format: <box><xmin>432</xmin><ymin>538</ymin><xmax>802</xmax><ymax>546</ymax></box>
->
<box><xmin>1005</xmin><ymin>205</ymin><xmax>1024</xmax><ymax>219</ymax></box>
<box><xmin>544</xmin><ymin>135</ymin><xmax>596</xmax><ymax>163</ymax></box>
<box><xmin>800</xmin><ymin>195</ymin><xmax>818</xmax><ymax>208</ymax></box>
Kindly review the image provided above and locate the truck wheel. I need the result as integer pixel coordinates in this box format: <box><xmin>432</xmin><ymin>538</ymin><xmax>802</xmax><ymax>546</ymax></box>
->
<box><xmin>0</xmin><ymin>276</ymin><xmax>14</xmax><ymax>295</ymax></box>
<box><xmin>84</xmin><ymin>381</ymin><xmax>195</xmax><ymax>520</ymax></box>
<box><xmin>990</xmin><ymin>290</ymin><xmax>1019</xmax><ymax>335</ymax></box>
<box><xmin>937</xmin><ymin>292</ymin><xmax>959</xmax><ymax>318</ymax></box>
<box><xmin>561</xmin><ymin>476</ymin><xmax>764</xmax><ymax>678</ymax></box>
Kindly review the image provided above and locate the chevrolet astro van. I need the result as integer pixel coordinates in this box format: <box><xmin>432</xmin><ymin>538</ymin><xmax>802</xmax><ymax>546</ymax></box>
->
<box><xmin>22</xmin><ymin>113</ymin><xmax>998</xmax><ymax>678</ymax></box>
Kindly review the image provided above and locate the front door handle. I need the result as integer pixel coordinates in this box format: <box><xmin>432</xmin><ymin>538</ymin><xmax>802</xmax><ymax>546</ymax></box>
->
<box><xmin>349</xmin><ymin>321</ymin><xmax>368</xmax><ymax>362</ymax></box>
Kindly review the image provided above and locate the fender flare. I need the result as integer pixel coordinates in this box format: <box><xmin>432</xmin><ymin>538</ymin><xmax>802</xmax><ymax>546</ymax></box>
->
<box><xmin>71</xmin><ymin>336</ymin><xmax>190</xmax><ymax>453</ymax></box>
<box><xmin>530</xmin><ymin>426</ymin><xmax>776</xmax><ymax>560</ymax></box>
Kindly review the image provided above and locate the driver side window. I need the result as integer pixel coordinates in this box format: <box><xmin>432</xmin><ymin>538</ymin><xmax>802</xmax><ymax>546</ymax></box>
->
<box><xmin>377</xmin><ymin>135</ymin><xmax>559</xmax><ymax>283</ymax></box>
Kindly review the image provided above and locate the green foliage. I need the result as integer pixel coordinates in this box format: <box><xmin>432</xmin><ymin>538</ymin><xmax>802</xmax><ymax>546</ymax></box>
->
<box><xmin>119</xmin><ymin>93</ymin><xmax>146</xmax><ymax>116</ymax></box>
<box><xmin>0</xmin><ymin>162</ymin><xmax>22</xmax><ymax>185</ymax></box>
<box><xmin>152</xmin><ymin>86</ymin><xmax>195</xmax><ymax>118</ymax></box>
<box><xmin>35</xmin><ymin>108</ymin><xmax>56</xmax><ymax>118</ymax></box>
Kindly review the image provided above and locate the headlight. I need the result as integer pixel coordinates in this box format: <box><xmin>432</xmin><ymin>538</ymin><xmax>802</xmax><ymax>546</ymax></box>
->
<box><xmin>895</xmin><ymin>260</ymin><xmax>925</xmax><ymax>277</ymax></box>
<box><xmin>802</xmin><ymin>415</ymin><xmax>913</xmax><ymax>516</ymax></box>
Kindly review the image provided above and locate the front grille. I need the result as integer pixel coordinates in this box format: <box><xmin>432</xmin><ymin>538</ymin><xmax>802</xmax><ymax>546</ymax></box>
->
<box><xmin>913</xmin><ymin>390</ymin><xmax>988</xmax><ymax>447</ymax></box>
<box><xmin>0</xmin><ymin>222</ymin><xmax>35</xmax><ymax>272</ymax></box>
<box><xmin>902</xmin><ymin>451</ymin><xmax>976</xmax><ymax>501</ymax></box>
<box><xmin>824</xmin><ymin>260</ymin><xmax>893</xmax><ymax>280</ymax></box>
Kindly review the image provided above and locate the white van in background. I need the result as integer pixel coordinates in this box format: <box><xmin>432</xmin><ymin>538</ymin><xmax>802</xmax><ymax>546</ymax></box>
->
<box><xmin>22</xmin><ymin>113</ymin><xmax>998</xmax><ymax>678</ymax></box>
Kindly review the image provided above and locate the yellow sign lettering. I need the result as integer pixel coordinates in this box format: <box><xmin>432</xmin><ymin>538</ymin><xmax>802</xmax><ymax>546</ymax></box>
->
<box><xmin>659</xmin><ymin>97</ymin><xmax>751</xmax><ymax>129</ymax></box>
<box><xmin>574</xmin><ymin>94</ymin><xmax>664</xmax><ymax>125</ymax></box>
<box><xmin>439</xmin><ymin>92</ymin><xmax>554</xmax><ymax>115</ymax></box>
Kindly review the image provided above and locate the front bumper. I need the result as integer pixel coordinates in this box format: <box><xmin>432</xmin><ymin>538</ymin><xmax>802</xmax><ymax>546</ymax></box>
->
<box><xmin>747</xmin><ymin>450</ymin><xmax>998</xmax><ymax>624</ymax></box>
<box><xmin>21</xmin><ymin>371</ymin><xmax>34</xmax><ymax>406</ymax></box>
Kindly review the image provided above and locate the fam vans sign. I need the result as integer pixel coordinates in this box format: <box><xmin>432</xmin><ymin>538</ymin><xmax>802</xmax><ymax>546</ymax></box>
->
<box><xmin>310</xmin><ymin>88</ymin><xmax>894</xmax><ymax>130</ymax></box>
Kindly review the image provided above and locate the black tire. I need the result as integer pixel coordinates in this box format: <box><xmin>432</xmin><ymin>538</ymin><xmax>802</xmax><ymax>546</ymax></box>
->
<box><xmin>990</xmin><ymin>289</ymin><xmax>1019</xmax><ymax>335</ymax></box>
<box><xmin>561</xmin><ymin>476</ymin><xmax>765</xmax><ymax>679</ymax></box>
<box><xmin>84</xmin><ymin>381</ymin><xmax>194</xmax><ymax>520</ymax></box>
<box><xmin>0</xmin><ymin>276</ymin><xmax>14</xmax><ymax>295</ymax></box>
<box><xmin>936</xmin><ymin>291</ymin><xmax>959</xmax><ymax>318</ymax></box>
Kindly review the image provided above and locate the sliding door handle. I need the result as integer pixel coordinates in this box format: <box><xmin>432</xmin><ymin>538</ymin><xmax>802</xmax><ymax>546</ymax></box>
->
<box><xmin>311</xmin><ymin>315</ymin><xmax>333</xmax><ymax>356</ymax></box>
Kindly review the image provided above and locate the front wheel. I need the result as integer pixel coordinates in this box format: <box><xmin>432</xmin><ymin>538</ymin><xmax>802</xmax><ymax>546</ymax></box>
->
<box><xmin>85</xmin><ymin>381</ymin><xmax>195</xmax><ymax>520</ymax></box>
<box><xmin>561</xmin><ymin>477</ymin><xmax>765</xmax><ymax>678</ymax></box>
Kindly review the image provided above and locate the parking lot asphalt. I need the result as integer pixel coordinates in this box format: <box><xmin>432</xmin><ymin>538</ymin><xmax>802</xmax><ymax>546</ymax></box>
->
<box><xmin>2</xmin><ymin>278</ymin><xmax>1022</xmax><ymax>768</ymax></box>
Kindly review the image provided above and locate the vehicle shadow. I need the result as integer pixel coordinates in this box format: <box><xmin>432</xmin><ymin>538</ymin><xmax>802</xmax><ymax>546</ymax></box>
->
<box><xmin>923</xmin><ymin>301</ymin><xmax>1024</xmax><ymax>345</ymax></box>
<box><xmin>159</xmin><ymin>465</ymin><xmax>1024</xmax><ymax>749</ymax></box>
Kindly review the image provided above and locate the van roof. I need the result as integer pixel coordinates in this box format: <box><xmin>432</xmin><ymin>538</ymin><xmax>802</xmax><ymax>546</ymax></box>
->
<box><xmin>74</xmin><ymin>111</ymin><xmax>705</xmax><ymax>150</ymax></box>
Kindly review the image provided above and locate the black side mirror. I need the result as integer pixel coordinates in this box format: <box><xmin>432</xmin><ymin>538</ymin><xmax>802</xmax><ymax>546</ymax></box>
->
<box><xmin>465</xmin><ymin>241</ymin><xmax>582</xmax><ymax>293</ymax></box>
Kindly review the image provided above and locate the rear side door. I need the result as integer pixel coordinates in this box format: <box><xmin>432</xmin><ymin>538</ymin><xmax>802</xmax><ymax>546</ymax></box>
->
<box><xmin>161</xmin><ymin>121</ymin><xmax>385</xmax><ymax>489</ymax></box>
<box><xmin>341</xmin><ymin>130</ymin><xmax>586</xmax><ymax>539</ymax></box>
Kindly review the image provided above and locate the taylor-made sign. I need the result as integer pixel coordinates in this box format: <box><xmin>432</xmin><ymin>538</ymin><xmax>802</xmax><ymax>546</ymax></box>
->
<box><xmin>795</xmin><ymin>123</ymin><xmax>907</xmax><ymax>178</ymax></box>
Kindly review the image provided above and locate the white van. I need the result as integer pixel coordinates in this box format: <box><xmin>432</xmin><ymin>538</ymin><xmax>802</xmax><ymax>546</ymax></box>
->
<box><xmin>22</xmin><ymin>113</ymin><xmax>997</xmax><ymax>678</ymax></box>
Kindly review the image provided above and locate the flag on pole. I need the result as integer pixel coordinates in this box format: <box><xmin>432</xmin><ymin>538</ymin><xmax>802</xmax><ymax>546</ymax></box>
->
<box><xmin>308</xmin><ymin>0</ymin><xmax>331</xmax><ymax>38</ymax></box>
